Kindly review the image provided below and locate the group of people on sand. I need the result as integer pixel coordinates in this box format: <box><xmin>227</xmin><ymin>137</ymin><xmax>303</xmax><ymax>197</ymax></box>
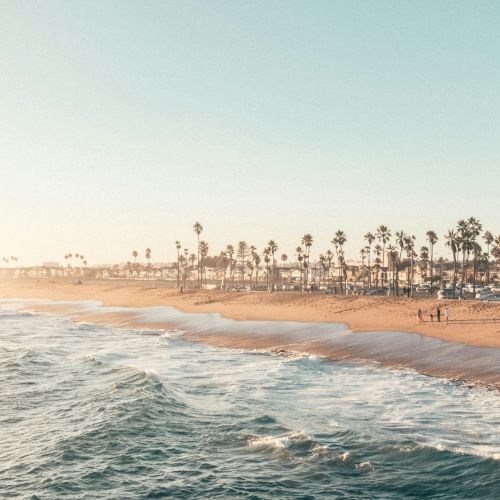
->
<box><xmin>417</xmin><ymin>304</ymin><xmax>449</xmax><ymax>324</ymax></box>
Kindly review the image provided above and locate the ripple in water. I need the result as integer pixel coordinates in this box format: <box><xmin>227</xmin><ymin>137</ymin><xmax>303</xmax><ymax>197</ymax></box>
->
<box><xmin>0</xmin><ymin>300</ymin><xmax>499</xmax><ymax>499</ymax></box>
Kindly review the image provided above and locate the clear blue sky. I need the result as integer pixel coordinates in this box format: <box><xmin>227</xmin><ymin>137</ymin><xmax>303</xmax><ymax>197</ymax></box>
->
<box><xmin>1</xmin><ymin>0</ymin><xmax>499</xmax><ymax>265</ymax></box>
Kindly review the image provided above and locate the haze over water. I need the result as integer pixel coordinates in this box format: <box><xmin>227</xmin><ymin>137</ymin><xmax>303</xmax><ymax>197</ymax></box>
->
<box><xmin>1</xmin><ymin>299</ymin><xmax>499</xmax><ymax>498</ymax></box>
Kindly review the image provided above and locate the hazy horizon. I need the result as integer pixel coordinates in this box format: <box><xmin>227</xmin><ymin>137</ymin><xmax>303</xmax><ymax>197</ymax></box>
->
<box><xmin>1</xmin><ymin>1</ymin><xmax>499</xmax><ymax>266</ymax></box>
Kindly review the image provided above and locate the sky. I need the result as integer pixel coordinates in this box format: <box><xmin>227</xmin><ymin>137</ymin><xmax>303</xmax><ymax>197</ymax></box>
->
<box><xmin>1</xmin><ymin>0</ymin><xmax>499</xmax><ymax>266</ymax></box>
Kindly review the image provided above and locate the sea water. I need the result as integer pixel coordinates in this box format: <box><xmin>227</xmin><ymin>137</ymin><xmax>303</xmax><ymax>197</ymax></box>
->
<box><xmin>1</xmin><ymin>299</ymin><xmax>499</xmax><ymax>498</ymax></box>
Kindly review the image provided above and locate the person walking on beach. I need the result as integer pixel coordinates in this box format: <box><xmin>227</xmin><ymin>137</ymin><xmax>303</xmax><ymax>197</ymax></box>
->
<box><xmin>417</xmin><ymin>308</ymin><xmax>423</xmax><ymax>323</ymax></box>
<box><xmin>437</xmin><ymin>305</ymin><xmax>441</xmax><ymax>322</ymax></box>
<box><xmin>429</xmin><ymin>313</ymin><xmax>434</xmax><ymax>322</ymax></box>
<box><xmin>445</xmin><ymin>304</ymin><xmax>449</xmax><ymax>324</ymax></box>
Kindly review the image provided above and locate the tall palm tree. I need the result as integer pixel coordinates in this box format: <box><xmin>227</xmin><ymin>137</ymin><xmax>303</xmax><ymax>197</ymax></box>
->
<box><xmin>364</xmin><ymin>232</ymin><xmax>375</xmax><ymax>288</ymax></box>
<box><xmin>492</xmin><ymin>235</ymin><xmax>500</xmax><ymax>262</ymax></box>
<box><xmin>237</xmin><ymin>241</ymin><xmax>248</xmax><ymax>287</ymax></box>
<box><xmin>471</xmin><ymin>242</ymin><xmax>482</xmax><ymax>291</ymax></box>
<box><xmin>373</xmin><ymin>258</ymin><xmax>381</xmax><ymax>288</ymax></box>
<box><xmin>193</xmin><ymin>222</ymin><xmax>203</xmax><ymax>287</ymax></box>
<box><xmin>404</xmin><ymin>235</ymin><xmax>416</xmax><ymax>296</ymax></box>
<box><xmin>225</xmin><ymin>244</ymin><xmax>235</xmax><ymax>286</ymax></box>
<box><xmin>325</xmin><ymin>250</ymin><xmax>334</xmax><ymax>286</ymax></box>
<box><xmin>183</xmin><ymin>248</ymin><xmax>189</xmax><ymax>287</ymax></box>
<box><xmin>262</xmin><ymin>247</ymin><xmax>271</xmax><ymax>290</ymax></box>
<box><xmin>425</xmin><ymin>230</ymin><xmax>438</xmax><ymax>292</ymax></box>
<box><xmin>132</xmin><ymin>250</ymin><xmax>138</xmax><ymax>268</ymax></box>
<box><xmin>373</xmin><ymin>245</ymin><xmax>382</xmax><ymax>288</ymax></box>
<box><xmin>444</xmin><ymin>229</ymin><xmax>459</xmax><ymax>298</ymax></box>
<box><xmin>394</xmin><ymin>230</ymin><xmax>406</xmax><ymax>296</ymax></box>
<box><xmin>319</xmin><ymin>253</ymin><xmax>326</xmax><ymax>280</ymax></box>
<box><xmin>301</xmin><ymin>234</ymin><xmax>313</xmax><ymax>288</ymax></box>
<box><xmin>267</xmin><ymin>240</ymin><xmax>278</xmax><ymax>291</ymax></box>
<box><xmin>280</xmin><ymin>253</ymin><xmax>288</xmax><ymax>286</ymax></box>
<box><xmin>466</xmin><ymin>217</ymin><xmax>482</xmax><ymax>292</ymax></box>
<box><xmin>457</xmin><ymin>219</ymin><xmax>472</xmax><ymax>290</ymax></box>
<box><xmin>175</xmin><ymin>241</ymin><xmax>181</xmax><ymax>287</ymax></box>
<box><xmin>419</xmin><ymin>246</ymin><xmax>429</xmax><ymax>282</ymax></box>
<box><xmin>296</xmin><ymin>246</ymin><xmax>304</xmax><ymax>290</ymax></box>
<box><xmin>483</xmin><ymin>231</ymin><xmax>494</xmax><ymax>285</ymax></box>
<box><xmin>359</xmin><ymin>248</ymin><xmax>367</xmax><ymax>287</ymax></box>
<box><xmin>252</xmin><ymin>249</ymin><xmax>261</xmax><ymax>289</ymax></box>
<box><xmin>395</xmin><ymin>230</ymin><xmax>407</xmax><ymax>260</ymax></box>
<box><xmin>387</xmin><ymin>244</ymin><xmax>398</xmax><ymax>293</ymax></box>
<box><xmin>199</xmin><ymin>241</ymin><xmax>209</xmax><ymax>287</ymax></box>
<box><xmin>376</xmin><ymin>225</ymin><xmax>391</xmax><ymax>289</ymax></box>
<box><xmin>332</xmin><ymin>231</ymin><xmax>347</xmax><ymax>294</ymax></box>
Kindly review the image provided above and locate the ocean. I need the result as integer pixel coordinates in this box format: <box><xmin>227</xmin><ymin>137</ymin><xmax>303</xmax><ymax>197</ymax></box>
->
<box><xmin>1</xmin><ymin>299</ymin><xmax>499</xmax><ymax>499</ymax></box>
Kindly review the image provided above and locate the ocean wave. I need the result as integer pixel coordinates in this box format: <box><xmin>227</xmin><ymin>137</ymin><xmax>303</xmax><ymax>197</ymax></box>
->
<box><xmin>396</xmin><ymin>441</ymin><xmax>500</xmax><ymax>461</ymax></box>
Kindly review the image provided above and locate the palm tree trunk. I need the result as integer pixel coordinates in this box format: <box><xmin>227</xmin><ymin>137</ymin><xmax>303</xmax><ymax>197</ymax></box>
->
<box><xmin>452</xmin><ymin>254</ymin><xmax>457</xmax><ymax>298</ymax></box>
<box><xmin>430</xmin><ymin>245</ymin><xmax>434</xmax><ymax>293</ymax></box>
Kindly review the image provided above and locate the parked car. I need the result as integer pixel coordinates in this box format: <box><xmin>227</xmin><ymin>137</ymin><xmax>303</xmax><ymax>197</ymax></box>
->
<box><xmin>437</xmin><ymin>289</ymin><xmax>460</xmax><ymax>300</ymax></box>
<box><xmin>366</xmin><ymin>289</ymin><xmax>384</xmax><ymax>296</ymax></box>
<box><xmin>476</xmin><ymin>288</ymin><xmax>492</xmax><ymax>299</ymax></box>
<box><xmin>481</xmin><ymin>293</ymin><xmax>500</xmax><ymax>302</ymax></box>
<box><xmin>463</xmin><ymin>284</ymin><xmax>485</xmax><ymax>294</ymax></box>
<box><xmin>415</xmin><ymin>284</ymin><xmax>431</xmax><ymax>293</ymax></box>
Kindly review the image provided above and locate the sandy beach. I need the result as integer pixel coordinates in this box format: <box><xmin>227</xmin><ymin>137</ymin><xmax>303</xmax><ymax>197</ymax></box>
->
<box><xmin>1</xmin><ymin>278</ymin><xmax>499</xmax><ymax>348</ymax></box>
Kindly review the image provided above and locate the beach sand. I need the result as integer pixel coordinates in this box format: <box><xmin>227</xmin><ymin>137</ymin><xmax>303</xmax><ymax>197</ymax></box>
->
<box><xmin>1</xmin><ymin>278</ymin><xmax>499</xmax><ymax>348</ymax></box>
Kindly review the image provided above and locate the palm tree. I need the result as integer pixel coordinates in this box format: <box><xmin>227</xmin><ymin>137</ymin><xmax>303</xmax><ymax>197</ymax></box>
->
<box><xmin>492</xmin><ymin>235</ymin><xmax>500</xmax><ymax>262</ymax></box>
<box><xmin>251</xmin><ymin>250</ymin><xmax>261</xmax><ymax>289</ymax></box>
<box><xmin>404</xmin><ymin>235</ymin><xmax>416</xmax><ymax>296</ymax></box>
<box><xmin>373</xmin><ymin>258</ymin><xmax>381</xmax><ymax>288</ymax></box>
<box><xmin>301</xmin><ymin>234</ymin><xmax>313</xmax><ymax>288</ymax></box>
<box><xmin>296</xmin><ymin>246</ymin><xmax>304</xmax><ymax>290</ymax></box>
<box><xmin>226</xmin><ymin>244</ymin><xmax>235</xmax><ymax>286</ymax></box>
<box><xmin>145</xmin><ymin>248</ymin><xmax>152</xmax><ymax>279</ymax></box>
<box><xmin>364</xmin><ymin>232</ymin><xmax>375</xmax><ymax>288</ymax></box>
<box><xmin>199</xmin><ymin>241</ymin><xmax>209</xmax><ymax>287</ymax></box>
<box><xmin>237</xmin><ymin>241</ymin><xmax>248</xmax><ymax>287</ymax></box>
<box><xmin>260</xmin><ymin>247</ymin><xmax>268</xmax><ymax>290</ymax></box>
<box><xmin>280</xmin><ymin>253</ymin><xmax>288</xmax><ymax>286</ymax></box>
<box><xmin>132</xmin><ymin>250</ymin><xmax>138</xmax><ymax>268</ymax></box>
<box><xmin>332</xmin><ymin>231</ymin><xmax>347</xmax><ymax>294</ymax></box>
<box><xmin>457</xmin><ymin>219</ymin><xmax>472</xmax><ymax>291</ymax></box>
<box><xmin>267</xmin><ymin>240</ymin><xmax>278</xmax><ymax>291</ymax></box>
<box><xmin>483</xmin><ymin>231</ymin><xmax>494</xmax><ymax>285</ymax></box>
<box><xmin>373</xmin><ymin>245</ymin><xmax>382</xmax><ymax>288</ymax></box>
<box><xmin>466</xmin><ymin>217</ymin><xmax>482</xmax><ymax>292</ymax></box>
<box><xmin>376</xmin><ymin>225</ymin><xmax>391</xmax><ymax>289</ymax></box>
<box><xmin>419</xmin><ymin>246</ymin><xmax>429</xmax><ymax>282</ymax></box>
<box><xmin>444</xmin><ymin>229</ymin><xmax>459</xmax><ymax>298</ymax></box>
<box><xmin>387</xmin><ymin>244</ymin><xmax>398</xmax><ymax>293</ymax></box>
<box><xmin>426</xmin><ymin>230</ymin><xmax>438</xmax><ymax>292</ymax></box>
<box><xmin>325</xmin><ymin>250</ymin><xmax>334</xmax><ymax>286</ymax></box>
<box><xmin>193</xmin><ymin>222</ymin><xmax>203</xmax><ymax>287</ymax></box>
<box><xmin>183</xmin><ymin>248</ymin><xmax>189</xmax><ymax>287</ymax></box>
<box><xmin>175</xmin><ymin>241</ymin><xmax>181</xmax><ymax>287</ymax></box>
<box><xmin>359</xmin><ymin>249</ymin><xmax>367</xmax><ymax>288</ymax></box>
<box><xmin>471</xmin><ymin>242</ymin><xmax>482</xmax><ymax>291</ymax></box>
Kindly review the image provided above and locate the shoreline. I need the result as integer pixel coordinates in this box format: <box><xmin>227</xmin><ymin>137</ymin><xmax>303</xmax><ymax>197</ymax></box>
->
<box><xmin>4</xmin><ymin>292</ymin><xmax>500</xmax><ymax>390</ymax></box>
<box><xmin>1</xmin><ymin>278</ymin><xmax>499</xmax><ymax>347</ymax></box>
